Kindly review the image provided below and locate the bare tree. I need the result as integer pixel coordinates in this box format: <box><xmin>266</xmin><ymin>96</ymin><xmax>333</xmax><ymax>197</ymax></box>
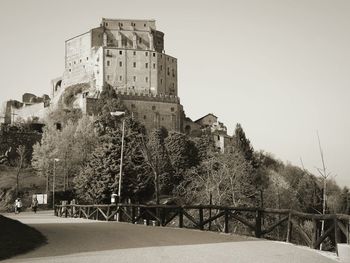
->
<box><xmin>315</xmin><ymin>131</ymin><xmax>331</xmax><ymax>250</ymax></box>
<box><xmin>15</xmin><ymin>145</ymin><xmax>26</xmax><ymax>197</ymax></box>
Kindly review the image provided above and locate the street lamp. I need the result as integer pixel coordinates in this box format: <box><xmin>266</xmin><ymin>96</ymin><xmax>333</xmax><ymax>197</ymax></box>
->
<box><xmin>53</xmin><ymin>158</ymin><xmax>60</xmax><ymax>211</ymax></box>
<box><xmin>110</xmin><ymin>111</ymin><xmax>125</xmax><ymax>203</ymax></box>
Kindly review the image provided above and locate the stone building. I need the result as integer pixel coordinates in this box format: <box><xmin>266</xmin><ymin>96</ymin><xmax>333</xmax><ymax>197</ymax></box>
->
<box><xmin>52</xmin><ymin>18</ymin><xmax>183</xmax><ymax>132</ymax></box>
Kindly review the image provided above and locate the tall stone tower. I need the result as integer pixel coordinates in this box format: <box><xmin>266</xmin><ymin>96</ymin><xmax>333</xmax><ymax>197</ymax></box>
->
<box><xmin>54</xmin><ymin>18</ymin><xmax>183</xmax><ymax>132</ymax></box>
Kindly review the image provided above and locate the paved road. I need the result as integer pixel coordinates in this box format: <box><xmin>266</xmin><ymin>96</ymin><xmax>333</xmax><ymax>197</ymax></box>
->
<box><xmin>2</xmin><ymin>211</ymin><xmax>338</xmax><ymax>263</ymax></box>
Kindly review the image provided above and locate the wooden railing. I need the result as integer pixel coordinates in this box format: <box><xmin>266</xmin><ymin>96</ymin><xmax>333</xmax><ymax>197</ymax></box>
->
<box><xmin>54</xmin><ymin>204</ymin><xmax>350</xmax><ymax>251</ymax></box>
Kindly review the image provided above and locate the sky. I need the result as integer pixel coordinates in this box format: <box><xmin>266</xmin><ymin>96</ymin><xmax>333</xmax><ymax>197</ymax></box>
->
<box><xmin>0</xmin><ymin>0</ymin><xmax>349</xmax><ymax>186</ymax></box>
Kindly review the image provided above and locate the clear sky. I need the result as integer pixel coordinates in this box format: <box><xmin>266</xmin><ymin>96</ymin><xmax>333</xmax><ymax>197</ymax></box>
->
<box><xmin>1</xmin><ymin>0</ymin><xmax>349</xmax><ymax>186</ymax></box>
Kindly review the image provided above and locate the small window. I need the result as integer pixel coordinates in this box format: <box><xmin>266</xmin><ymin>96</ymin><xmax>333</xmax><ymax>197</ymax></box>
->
<box><xmin>119</xmin><ymin>50</ymin><xmax>122</xmax><ymax>55</ymax></box>
<box><xmin>74</xmin><ymin>61</ymin><xmax>76</xmax><ymax>64</ymax></box>
<box><xmin>171</xmin><ymin>107</ymin><xmax>174</xmax><ymax>112</ymax></box>
<box><xmin>105</xmin><ymin>22</ymin><xmax>108</xmax><ymax>26</ymax></box>
<box><xmin>133</xmin><ymin>51</ymin><xmax>136</xmax><ymax>56</ymax></box>
<box><xmin>153</xmin><ymin>63</ymin><xmax>156</xmax><ymax>69</ymax></box>
<box><xmin>133</xmin><ymin>62</ymin><xmax>136</xmax><ymax>68</ymax></box>
<box><xmin>69</xmin><ymin>69</ymin><xmax>71</xmax><ymax>72</ymax></box>
<box><xmin>131</xmin><ymin>104</ymin><xmax>135</xmax><ymax>108</ymax></box>
<box><xmin>119</xmin><ymin>61</ymin><xmax>122</xmax><ymax>67</ymax></box>
<box><xmin>133</xmin><ymin>76</ymin><xmax>136</xmax><ymax>81</ymax></box>
<box><xmin>160</xmin><ymin>79</ymin><xmax>163</xmax><ymax>84</ymax></box>
<box><xmin>145</xmin><ymin>77</ymin><xmax>148</xmax><ymax>82</ymax></box>
<box><xmin>139</xmin><ymin>37</ymin><xmax>142</xmax><ymax>44</ymax></box>
<box><xmin>144</xmin><ymin>23</ymin><xmax>146</xmax><ymax>27</ymax></box>
<box><xmin>119</xmin><ymin>76</ymin><xmax>122</xmax><ymax>81</ymax></box>
<box><xmin>153</xmin><ymin>53</ymin><xmax>156</xmax><ymax>57</ymax></box>
<box><xmin>145</xmin><ymin>52</ymin><xmax>148</xmax><ymax>56</ymax></box>
<box><xmin>143</xmin><ymin>115</ymin><xmax>146</xmax><ymax>119</ymax></box>
<box><xmin>160</xmin><ymin>65</ymin><xmax>163</xmax><ymax>71</ymax></box>
<box><xmin>86</xmin><ymin>57</ymin><xmax>89</xmax><ymax>61</ymax></box>
<box><xmin>152</xmin><ymin>105</ymin><xmax>156</xmax><ymax>110</ymax></box>
<box><xmin>107</xmin><ymin>61</ymin><xmax>110</xmax><ymax>66</ymax></box>
<box><xmin>79</xmin><ymin>59</ymin><xmax>82</xmax><ymax>63</ymax></box>
<box><xmin>107</xmin><ymin>75</ymin><xmax>110</xmax><ymax>80</ymax></box>
<box><xmin>167</xmin><ymin>67</ymin><xmax>170</xmax><ymax>76</ymax></box>
<box><xmin>172</xmin><ymin>59</ymin><xmax>174</xmax><ymax>63</ymax></box>
<box><xmin>145</xmin><ymin>63</ymin><xmax>148</xmax><ymax>68</ymax></box>
<box><xmin>167</xmin><ymin>57</ymin><xmax>169</xmax><ymax>61</ymax></box>
<box><xmin>106</xmin><ymin>50</ymin><xmax>110</xmax><ymax>56</ymax></box>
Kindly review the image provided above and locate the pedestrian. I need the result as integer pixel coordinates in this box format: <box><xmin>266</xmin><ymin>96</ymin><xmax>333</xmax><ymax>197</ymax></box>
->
<box><xmin>15</xmin><ymin>198</ymin><xmax>22</xmax><ymax>214</ymax></box>
<box><xmin>32</xmin><ymin>196</ymin><xmax>38</xmax><ymax>213</ymax></box>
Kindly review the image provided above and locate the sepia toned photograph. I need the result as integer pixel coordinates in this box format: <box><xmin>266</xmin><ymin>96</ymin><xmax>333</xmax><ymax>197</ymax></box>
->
<box><xmin>0</xmin><ymin>0</ymin><xmax>349</xmax><ymax>262</ymax></box>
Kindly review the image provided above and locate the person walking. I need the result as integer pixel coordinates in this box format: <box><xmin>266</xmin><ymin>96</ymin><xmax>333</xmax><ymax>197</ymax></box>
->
<box><xmin>32</xmin><ymin>197</ymin><xmax>38</xmax><ymax>213</ymax></box>
<box><xmin>15</xmin><ymin>198</ymin><xmax>22</xmax><ymax>214</ymax></box>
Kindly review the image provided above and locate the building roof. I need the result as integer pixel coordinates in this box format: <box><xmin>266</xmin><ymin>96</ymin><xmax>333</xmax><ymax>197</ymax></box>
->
<box><xmin>194</xmin><ymin>113</ymin><xmax>218</xmax><ymax>123</ymax></box>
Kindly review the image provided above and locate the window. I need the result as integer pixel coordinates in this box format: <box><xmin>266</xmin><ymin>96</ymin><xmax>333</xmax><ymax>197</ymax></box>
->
<box><xmin>69</xmin><ymin>69</ymin><xmax>71</xmax><ymax>72</ymax></box>
<box><xmin>139</xmin><ymin>37</ymin><xmax>142</xmax><ymax>44</ymax></box>
<box><xmin>133</xmin><ymin>76</ymin><xmax>136</xmax><ymax>81</ymax></box>
<box><xmin>119</xmin><ymin>61</ymin><xmax>122</xmax><ymax>67</ymax></box>
<box><xmin>107</xmin><ymin>61</ymin><xmax>110</xmax><ymax>66</ymax></box>
<box><xmin>167</xmin><ymin>67</ymin><xmax>170</xmax><ymax>76</ymax></box>
<box><xmin>144</xmin><ymin>23</ymin><xmax>146</xmax><ymax>27</ymax></box>
<box><xmin>160</xmin><ymin>65</ymin><xmax>163</xmax><ymax>71</ymax></box>
<box><xmin>145</xmin><ymin>63</ymin><xmax>148</xmax><ymax>68</ymax></box>
<box><xmin>171</xmin><ymin>107</ymin><xmax>174</xmax><ymax>112</ymax></box>
<box><xmin>167</xmin><ymin>57</ymin><xmax>169</xmax><ymax>61</ymax></box>
<box><xmin>145</xmin><ymin>52</ymin><xmax>148</xmax><ymax>56</ymax></box>
<box><xmin>172</xmin><ymin>69</ymin><xmax>175</xmax><ymax>77</ymax></box>
<box><xmin>160</xmin><ymin>79</ymin><xmax>163</xmax><ymax>84</ymax></box>
<box><xmin>145</xmin><ymin>77</ymin><xmax>148</xmax><ymax>82</ymax></box>
<box><xmin>74</xmin><ymin>61</ymin><xmax>76</xmax><ymax>64</ymax></box>
<box><xmin>86</xmin><ymin>57</ymin><xmax>89</xmax><ymax>61</ymax></box>
<box><xmin>172</xmin><ymin>59</ymin><xmax>174</xmax><ymax>63</ymax></box>
<box><xmin>133</xmin><ymin>51</ymin><xmax>136</xmax><ymax>56</ymax></box>
<box><xmin>79</xmin><ymin>59</ymin><xmax>82</xmax><ymax>63</ymax></box>
<box><xmin>133</xmin><ymin>62</ymin><xmax>136</xmax><ymax>68</ymax></box>
<box><xmin>107</xmin><ymin>75</ymin><xmax>110</xmax><ymax>80</ymax></box>
<box><xmin>152</xmin><ymin>105</ymin><xmax>156</xmax><ymax>110</ymax></box>
<box><xmin>143</xmin><ymin>115</ymin><xmax>147</xmax><ymax>119</ymax></box>
<box><xmin>153</xmin><ymin>53</ymin><xmax>156</xmax><ymax>57</ymax></box>
<box><xmin>153</xmin><ymin>63</ymin><xmax>156</xmax><ymax>69</ymax></box>
<box><xmin>119</xmin><ymin>50</ymin><xmax>122</xmax><ymax>55</ymax></box>
<box><xmin>106</xmin><ymin>50</ymin><xmax>110</xmax><ymax>56</ymax></box>
<box><xmin>119</xmin><ymin>76</ymin><xmax>122</xmax><ymax>81</ymax></box>
<box><xmin>131</xmin><ymin>104</ymin><xmax>135</xmax><ymax>108</ymax></box>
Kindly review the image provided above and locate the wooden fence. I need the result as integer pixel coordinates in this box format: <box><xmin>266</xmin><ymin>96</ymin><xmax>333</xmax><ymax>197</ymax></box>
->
<box><xmin>55</xmin><ymin>204</ymin><xmax>350</xmax><ymax>252</ymax></box>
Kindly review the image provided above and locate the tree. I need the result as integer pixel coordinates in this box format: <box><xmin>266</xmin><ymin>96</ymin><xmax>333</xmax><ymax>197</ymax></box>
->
<box><xmin>74</xmin><ymin>116</ymin><xmax>152</xmax><ymax>203</ymax></box>
<box><xmin>176</xmin><ymin>151</ymin><xmax>255</xmax><ymax>207</ymax></box>
<box><xmin>140</xmin><ymin>127</ymin><xmax>173</xmax><ymax>204</ymax></box>
<box><xmin>32</xmin><ymin>123</ymin><xmax>60</xmax><ymax>192</ymax></box>
<box><xmin>165</xmin><ymin>131</ymin><xmax>199</xmax><ymax>183</ymax></box>
<box><xmin>15</xmin><ymin>145</ymin><xmax>26</xmax><ymax>197</ymax></box>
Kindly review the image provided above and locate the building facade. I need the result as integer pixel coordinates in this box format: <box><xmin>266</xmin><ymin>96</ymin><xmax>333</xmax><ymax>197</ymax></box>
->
<box><xmin>54</xmin><ymin>18</ymin><xmax>182</xmax><ymax>132</ymax></box>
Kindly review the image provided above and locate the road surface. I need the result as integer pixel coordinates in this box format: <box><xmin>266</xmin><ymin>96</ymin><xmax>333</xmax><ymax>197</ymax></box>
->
<box><xmin>2</xmin><ymin>211</ymin><xmax>338</xmax><ymax>263</ymax></box>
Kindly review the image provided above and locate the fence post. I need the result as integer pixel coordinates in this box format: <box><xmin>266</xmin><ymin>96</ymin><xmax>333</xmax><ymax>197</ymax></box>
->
<box><xmin>65</xmin><ymin>206</ymin><xmax>68</xmax><ymax>218</ymax></box>
<box><xmin>255</xmin><ymin>209</ymin><xmax>262</xmax><ymax>238</ymax></box>
<box><xmin>311</xmin><ymin>218</ymin><xmax>318</xmax><ymax>249</ymax></box>
<box><xmin>334</xmin><ymin>217</ymin><xmax>340</xmax><ymax>255</ymax></box>
<box><xmin>286</xmin><ymin>211</ymin><xmax>292</xmax><ymax>243</ymax></box>
<box><xmin>199</xmin><ymin>208</ymin><xmax>204</xmax><ymax>230</ymax></box>
<box><xmin>224</xmin><ymin>209</ymin><xmax>229</xmax><ymax>233</ymax></box>
<box><xmin>131</xmin><ymin>206</ymin><xmax>136</xmax><ymax>224</ymax></box>
<box><xmin>179</xmin><ymin>207</ymin><xmax>183</xmax><ymax>228</ymax></box>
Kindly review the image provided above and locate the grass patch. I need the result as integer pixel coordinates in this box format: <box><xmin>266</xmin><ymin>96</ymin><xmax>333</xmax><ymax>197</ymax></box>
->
<box><xmin>0</xmin><ymin>215</ymin><xmax>47</xmax><ymax>260</ymax></box>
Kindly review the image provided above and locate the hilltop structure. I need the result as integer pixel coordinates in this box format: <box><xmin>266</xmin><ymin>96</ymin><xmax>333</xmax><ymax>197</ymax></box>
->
<box><xmin>1</xmin><ymin>18</ymin><xmax>233</xmax><ymax>152</ymax></box>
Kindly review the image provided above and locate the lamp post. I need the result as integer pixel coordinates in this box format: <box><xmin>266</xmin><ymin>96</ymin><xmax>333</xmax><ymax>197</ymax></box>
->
<box><xmin>53</xmin><ymin>158</ymin><xmax>60</xmax><ymax>211</ymax></box>
<box><xmin>110</xmin><ymin>111</ymin><xmax>125</xmax><ymax>201</ymax></box>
